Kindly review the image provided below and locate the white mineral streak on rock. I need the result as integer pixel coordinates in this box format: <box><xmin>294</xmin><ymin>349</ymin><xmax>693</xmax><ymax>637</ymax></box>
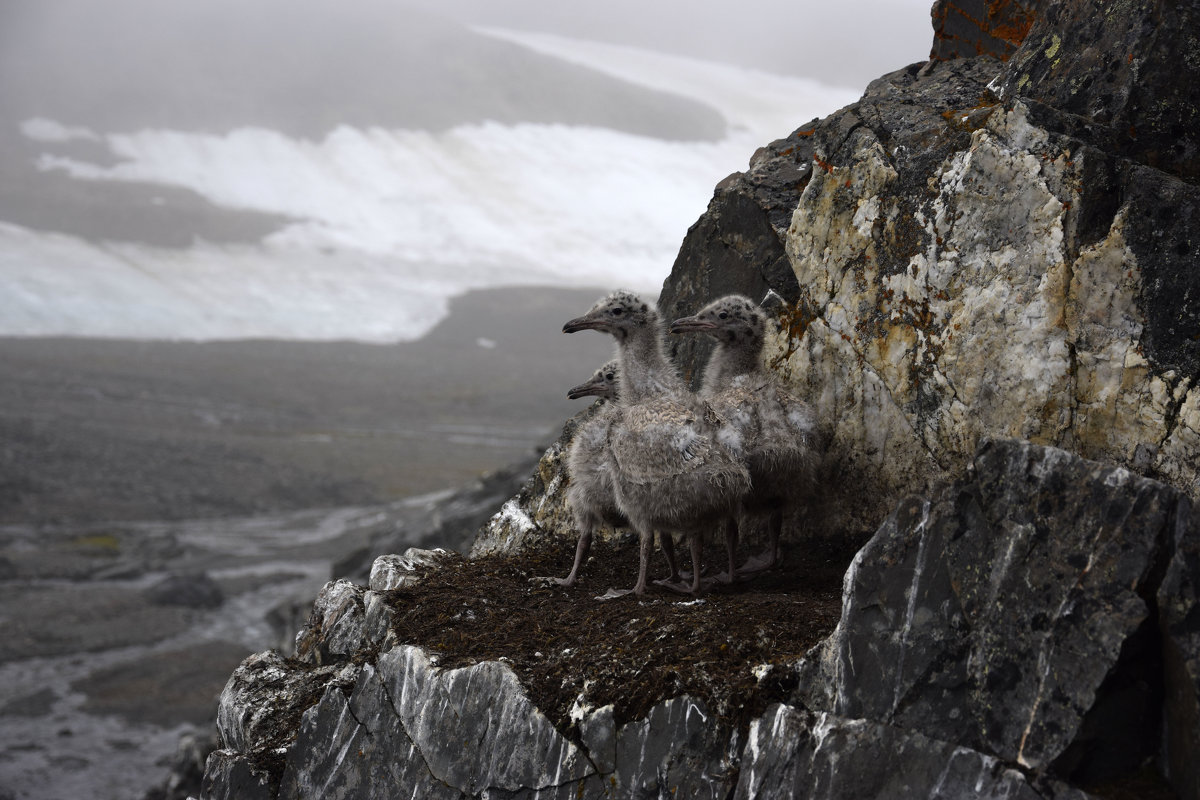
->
<box><xmin>368</xmin><ymin>548</ymin><xmax>449</xmax><ymax>591</ymax></box>
<box><xmin>473</xmin><ymin>498</ymin><xmax>539</xmax><ymax>557</ymax></box>
<box><xmin>892</xmin><ymin>501</ymin><xmax>931</xmax><ymax>714</ymax></box>
<box><xmin>378</xmin><ymin>645</ymin><xmax>592</xmax><ymax>792</ymax></box>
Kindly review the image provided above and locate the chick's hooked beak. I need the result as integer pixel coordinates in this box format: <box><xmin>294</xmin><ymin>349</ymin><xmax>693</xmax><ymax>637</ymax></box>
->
<box><xmin>669</xmin><ymin>315</ymin><xmax>717</xmax><ymax>334</ymax></box>
<box><xmin>566</xmin><ymin>376</ymin><xmax>607</xmax><ymax>400</ymax></box>
<box><xmin>562</xmin><ymin>311</ymin><xmax>608</xmax><ymax>334</ymax></box>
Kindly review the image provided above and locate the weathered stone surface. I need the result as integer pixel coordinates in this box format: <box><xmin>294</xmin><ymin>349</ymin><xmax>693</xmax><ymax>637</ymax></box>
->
<box><xmin>278</xmin><ymin>666</ymin><xmax>460</xmax><ymax>800</ymax></box>
<box><xmin>293</xmin><ymin>579</ymin><xmax>366</xmax><ymax>665</ymax></box>
<box><xmin>367</xmin><ymin>547</ymin><xmax>449</xmax><ymax>591</ymax></box>
<box><xmin>930</xmin><ymin>0</ymin><xmax>1040</xmax><ymax>61</ymax></box>
<box><xmin>997</xmin><ymin>0</ymin><xmax>1200</xmax><ymax>183</ymax></box>
<box><xmin>249</xmin><ymin>647</ymin><xmax>743</xmax><ymax>800</ymax></box>
<box><xmin>204</xmin><ymin>439</ymin><xmax>1199</xmax><ymax>799</ymax></box>
<box><xmin>610</xmin><ymin>696</ymin><xmax>736</xmax><ymax>799</ymax></box>
<box><xmin>216</xmin><ymin>650</ymin><xmax>358</xmax><ymax>754</ymax></box>
<box><xmin>1160</xmin><ymin>501</ymin><xmax>1200</xmax><ymax>800</ymax></box>
<box><xmin>735</xmin><ymin>704</ymin><xmax>1091</xmax><ymax>800</ymax></box>
<box><xmin>773</xmin><ymin>89</ymin><xmax>1199</xmax><ymax>534</ymax></box>
<box><xmin>376</xmin><ymin>645</ymin><xmax>592</xmax><ymax>793</ymax></box>
<box><xmin>361</xmin><ymin>590</ymin><xmax>395</xmax><ymax>651</ymax></box>
<box><xmin>200</xmin><ymin>749</ymin><xmax>274</xmax><ymax>800</ymax></box>
<box><xmin>795</xmin><ymin>438</ymin><xmax>1180</xmax><ymax>774</ymax></box>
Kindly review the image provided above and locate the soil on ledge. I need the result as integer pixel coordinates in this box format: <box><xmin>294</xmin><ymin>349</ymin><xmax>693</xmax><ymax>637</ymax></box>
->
<box><xmin>381</xmin><ymin>533</ymin><xmax>857</xmax><ymax>738</ymax></box>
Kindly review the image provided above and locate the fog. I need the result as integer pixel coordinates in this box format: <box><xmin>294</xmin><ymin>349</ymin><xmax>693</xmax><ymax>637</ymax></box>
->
<box><xmin>419</xmin><ymin>0</ymin><xmax>935</xmax><ymax>87</ymax></box>
<box><xmin>0</xmin><ymin>0</ymin><xmax>934</xmax><ymax>341</ymax></box>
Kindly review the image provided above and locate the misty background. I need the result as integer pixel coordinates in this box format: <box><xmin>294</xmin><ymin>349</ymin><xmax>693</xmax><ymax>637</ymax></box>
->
<box><xmin>0</xmin><ymin>0</ymin><xmax>933</xmax><ymax>521</ymax></box>
<box><xmin>0</xmin><ymin>3</ymin><xmax>934</xmax><ymax>798</ymax></box>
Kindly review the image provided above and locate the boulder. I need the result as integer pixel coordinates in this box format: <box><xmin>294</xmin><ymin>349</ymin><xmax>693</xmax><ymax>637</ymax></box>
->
<box><xmin>795</xmin><ymin>438</ymin><xmax>1183</xmax><ymax>782</ymax></box>
<box><xmin>293</xmin><ymin>580</ymin><xmax>366</xmax><ymax>665</ymax></box>
<box><xmin>1159</xmin><ymin>501</ymin><xmax>1200</xmax><ymax>798</ymax></box>
<box><xmin>367</xmin><ymin>547</ymin><xmax>448</xmax><ymax>591</ymax></box>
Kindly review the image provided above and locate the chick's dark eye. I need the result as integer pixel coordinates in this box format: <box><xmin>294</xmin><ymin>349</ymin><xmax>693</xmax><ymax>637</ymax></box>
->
<box><xmin>605</xmin><ymin>372</ymin><xmax>615</xmax><ymax>381</ymax></box>
<box><xmin>718</xmin><ymin>311</ymin><xmax>728</xmax><ymax>319</ymax></box>
<box><xmin>611</xmin><ymin>307</ymin><xmax>624</xmax><ymax>316</ymax></box>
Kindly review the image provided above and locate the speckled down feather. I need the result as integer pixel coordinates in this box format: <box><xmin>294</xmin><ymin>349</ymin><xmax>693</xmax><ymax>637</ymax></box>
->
<box><xmin>608</xmin><ymin>396</ymin><xmax>750</xmax><ymax>532</ymax></box>
<box><xmin>672</xmin><ymin>294</ymin><xmax>819</xmax><ymax>513</ymax></box>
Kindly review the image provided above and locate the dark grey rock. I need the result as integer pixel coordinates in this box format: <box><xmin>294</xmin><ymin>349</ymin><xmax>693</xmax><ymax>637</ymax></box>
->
<box><xmin>293</xmin><ymin>580</ymin><xmax>366</xmax><ymax>666</ymax></box>
<box><xmin>1117</xmin><ymin>167</ymin><xmax>1200</xmax><ymax>380</ymax></box>
<box><xmin>216</xmin><ymin>650</ymin><xmax>359</xmax><ymax>755</ymax></box>
<box><xmin>578</xmin><ymin>705</ymin><xmax>616</xmax><ymax>774</ymax></box>
<box><xmin>998</xmin><ymin>0</ymin><xmax>1200</xmax><ymax>184</ymax></box>
<box><xmin>611</xmin><ymin>696</ymin><xmax>736</xmax><ymax>800</ymax></box>
<box><xmin>361</xmin><ymin>590</ymin><xmax>396</xmax><ymax>651</ymax></box>
<box><xmin>1159</xmin><ymin>500</ymin><xmax>1200</xmax><ymax>800</ymax></box>
<box><xmin>795</xmin><ymin>438</ymin><xmax>1181</xmax><ymax>774</ymax></box>
<box><xmin>734</xmin><ymin>704</ymin><xmax>1091</xmax><ymax>800</ymax></box>
<box><xmin>278</xmin><ymin>667</ymin><xmax>460</xmax><ymax>800</ymax></box>
<box><xmin>142</xmin><ymin>731</ymin><xmax>218</xmax><ymax>800</ymax></box>
<box><xmin>143</xmin><ymin>571</ymin><xmax>224</xmax><ymax>609</ymax></box>
<box><xmin>930</xmin><ymin>0</ymin><xmax>1039</xmax><ymax>62</ymax></box>
<box><xmin>375</xmin><ymin>646</ymin><xmax>593</xmax><ymax>793</ymax></box>
<box><xmin>200</xmin><ymin>749</ymin><xmax>274</xmax><ymax>800</ymax></box>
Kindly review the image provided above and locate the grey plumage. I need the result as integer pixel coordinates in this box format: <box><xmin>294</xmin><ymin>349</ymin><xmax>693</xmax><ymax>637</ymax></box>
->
<box><xmin>563</xmin><ymin>291</ymin><xmax>750</xmax><ymax>597</ymax></box>
<box><xmin>544</xmin><ymin>360</ymin><xmax>626</xmax><ymax>587</ymax></box>
<box><xmin>671</xmin><ymin>294</ymin><xmax>818</xmax><ymax>574</ymax></box>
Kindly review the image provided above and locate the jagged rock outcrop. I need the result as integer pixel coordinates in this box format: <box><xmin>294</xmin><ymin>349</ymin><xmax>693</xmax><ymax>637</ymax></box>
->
<box><xmin>795</xmin><ymin>439</ymin><xmax>1192</xmax><ymax>785</ymax></box>
<box><xmin>202</xmin><ymin>439</ymin><xmax>1199</xmax><ymax>799</ymax></box>
<box><xmin>655</xmin><ymin>0</ymin><xmax>1200</xmax><ymax>540</ymax></box>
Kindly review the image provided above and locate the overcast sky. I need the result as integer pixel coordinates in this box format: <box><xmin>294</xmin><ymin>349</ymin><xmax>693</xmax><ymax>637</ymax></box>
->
<box><xmin>1</xmin><ymin>0</ymin><xmax>937</xmax><ymax>97</ymax></box>
<box><xmin>413</xmin><ymin>0</ymin><xmax>937</xmax><ymax>88</ymax></box>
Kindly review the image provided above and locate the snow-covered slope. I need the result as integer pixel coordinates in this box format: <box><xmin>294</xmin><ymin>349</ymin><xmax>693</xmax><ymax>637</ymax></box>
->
<box><xmin>1</xmin><ymin>30</ymin><xmax>858</xmax><ymax>341</ymax></box>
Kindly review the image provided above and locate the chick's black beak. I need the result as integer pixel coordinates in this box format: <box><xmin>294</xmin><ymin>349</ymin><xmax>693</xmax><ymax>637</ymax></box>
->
<box><xmin>563</xmin><ymin>314</ymin><xmax>602</xmax><ymax>334</ymax></box>
<box><xmin>567</xmin><ymin>382</ymin><xmax>600</xmax><ymax>400</ymax></box>
<box><xmin>669</xmin><ymin>316</ymin><xmax>717</xmax><ymax>334</ymax></box>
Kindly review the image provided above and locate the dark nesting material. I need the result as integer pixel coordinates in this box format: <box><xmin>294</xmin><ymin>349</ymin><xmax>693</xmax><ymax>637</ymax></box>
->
<box><xmin>541</xmin><ymin>360</ymin><xmax>627</xmax><ymax>587</ymax></box>
<box><xmin>671</xmin><ymin>294</ymin><xmax>818</xmax><ymax>576</ymax></box>
<box><xmin>563</xmin><ymin>291</ymin><xmax>750</xmax><ymax>597</ymax></box>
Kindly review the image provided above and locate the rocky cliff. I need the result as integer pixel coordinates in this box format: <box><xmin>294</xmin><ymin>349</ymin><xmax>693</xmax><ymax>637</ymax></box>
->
<box><xmin>200</xmin><ymin>1</ymin><xmax>1200</xmax><ymax>798</ymax></box>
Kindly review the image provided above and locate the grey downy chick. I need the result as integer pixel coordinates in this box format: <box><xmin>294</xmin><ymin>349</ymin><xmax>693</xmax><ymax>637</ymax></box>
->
<box><xmin>563</xmin><ymin>291</ymin><xmax>750</xmax><ymax>597</ymax></box>
<box><xmin>671</xmin><ymin>294</ymin><xmax>818</xmax><ymax>576</ymax></box>
<box><xmin>541</xmin><ymin>360</ymin><xmax>626</xmax><ymax>587</ymax></box>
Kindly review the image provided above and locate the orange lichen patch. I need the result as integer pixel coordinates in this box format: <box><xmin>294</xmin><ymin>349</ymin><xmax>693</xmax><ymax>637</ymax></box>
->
<box><xmin>931</xmin><ymin>0</ymin><xmax>1039</xmax><ymax>61</ymax></box>
<box><xmin>939</xmin><ymin>95</ymin><xmax>1000</xmax><ymax>132</ymax></box>
<box><xmin>768</xmin><ymin>300</ymin><xmax>819</xmax><ymax>373</ymax></box>
<box><xmin>986</xmin><ymin>0</ymin><xmax>1036</xmax><ymax>47</ymax></box>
